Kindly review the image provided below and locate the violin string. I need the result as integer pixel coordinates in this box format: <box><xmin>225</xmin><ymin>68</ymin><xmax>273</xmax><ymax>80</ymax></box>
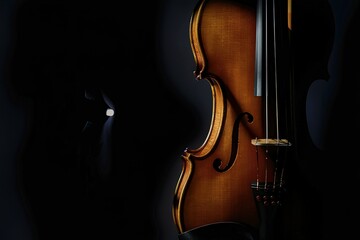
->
<box><xmin>273</xmin><ymin>147</ymin><xmax>279</xmax><ymax>191</ymax></box>
<box><xmin>273</xmin><ymin>0</ymin><xmax>279</xmax><ymax>142</ymax></box>
<box><xmin>272</xmin><ymin>0</ymin><xmax>280</xmax><ymax>191</ymax></box>
<box><xmin>255</xmin><ymin>144</ymin><xmax>260</xmax><ymax>192</ymax></box>
<box><xmin>264</xmin><ymin>0</ymin><xmax>269</xmax><ymax>193</ymax></box>
<box><xmin>280</xmin><ymin>147</ymin><xmax>289</xmax><ymax>188</ymax></box>
<box><xmin>264</xmin><ymin>148</ymin><xmax>268</xmax><ymax>191</ymax></box>
<box><xmin>265</xmin><ymin>0</ymin><xmax>269</xmax><ymax>142</ymax></box>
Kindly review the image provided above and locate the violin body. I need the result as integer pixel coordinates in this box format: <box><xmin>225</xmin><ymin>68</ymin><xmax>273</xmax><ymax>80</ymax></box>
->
<box><xmin>173</xmin><ymin>0</ymin><xmax>293</xmax><ymax>236</ymax></box>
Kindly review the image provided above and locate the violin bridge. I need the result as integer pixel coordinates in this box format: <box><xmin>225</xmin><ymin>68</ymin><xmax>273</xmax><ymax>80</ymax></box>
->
<box><xmin>251</xmin><ymin>138</ymin><xmax>291</xmax><ymax>147</ymax></box>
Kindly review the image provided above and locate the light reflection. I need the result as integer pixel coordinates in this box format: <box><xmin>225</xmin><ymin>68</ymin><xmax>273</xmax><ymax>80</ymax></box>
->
<box><xmin>106</xmin><ymin>108</ymin><xmax>114</xmax><ymax>117</ymax></box>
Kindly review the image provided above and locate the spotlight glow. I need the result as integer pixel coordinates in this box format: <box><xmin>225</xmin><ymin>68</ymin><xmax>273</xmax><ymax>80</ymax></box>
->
<box><xmin>106</xmin><ymin>108</ymin><xmax>114</xmax><ymax>117</ymax></box>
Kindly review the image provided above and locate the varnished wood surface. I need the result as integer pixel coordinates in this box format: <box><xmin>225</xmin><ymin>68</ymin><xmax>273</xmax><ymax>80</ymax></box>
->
<box><xmin>173</xmin><ymin>0</ymin><xmax>273</xmax><ymax>233</ymax></box>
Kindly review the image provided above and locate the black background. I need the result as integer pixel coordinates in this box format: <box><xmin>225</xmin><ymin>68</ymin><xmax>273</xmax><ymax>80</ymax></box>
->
<box><xmin>1</xmin><ymin>0</ymin><xmax>359</xmax><ymax>239</ymax></box>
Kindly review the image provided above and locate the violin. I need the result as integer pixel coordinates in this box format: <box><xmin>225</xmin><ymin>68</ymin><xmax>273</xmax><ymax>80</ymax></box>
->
<box><xmin>172</xmin><ymin>0</ymin><xmax>294</xmax><ymax>239</ymax></box>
